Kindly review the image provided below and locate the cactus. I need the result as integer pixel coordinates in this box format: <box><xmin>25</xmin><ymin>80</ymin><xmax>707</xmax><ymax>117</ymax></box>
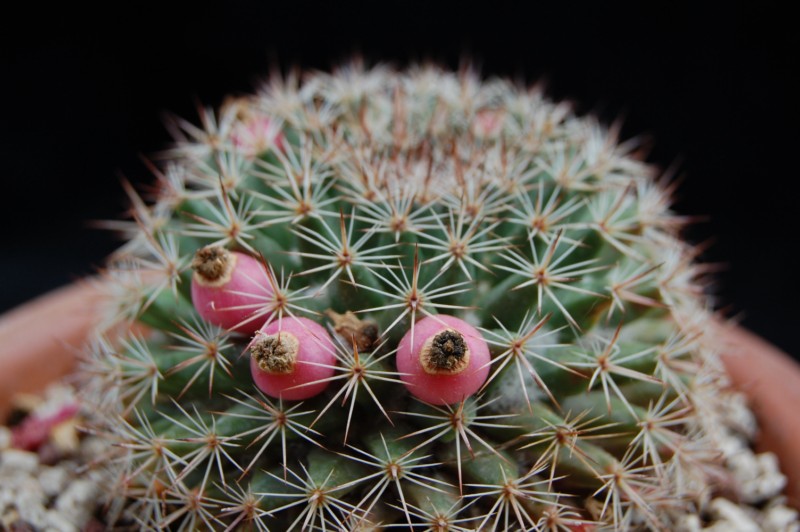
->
<box><xmin>82</xmin><ymin>62</ymin><xmax>744</xmax><ymax>530</ymax></box>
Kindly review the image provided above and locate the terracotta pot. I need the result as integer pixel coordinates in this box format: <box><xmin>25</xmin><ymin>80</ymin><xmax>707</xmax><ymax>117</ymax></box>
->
<box><xmin>1</xmin><ymin>283</ymin><xmax>798</xmax><ymax>508</ymax></box>
<box><xmin>0</xmin><ymin>281</ymin><xmax>106</xmax><ymax>421</ymax></box>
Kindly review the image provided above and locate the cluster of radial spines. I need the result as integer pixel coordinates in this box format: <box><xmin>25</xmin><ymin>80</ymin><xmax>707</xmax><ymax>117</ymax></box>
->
<box><xmin>80</xmin><ymin>63</ymin><xmax>731</xmax><ymax>530</ymax></box>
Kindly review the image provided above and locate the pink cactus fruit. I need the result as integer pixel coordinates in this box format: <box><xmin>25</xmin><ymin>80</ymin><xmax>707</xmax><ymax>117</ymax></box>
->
<box><xmin>230</xmin><ymin>110</ymin><xmax>284</xmax><ymax>157</ymax></box>
<box><xmin>473</xmin><ymin>108</ymin><xmax>505</xmax><ymax>139</ymax></box>
<box><xmin>249</xmin><ymin>316</ymin><xmax>337</xmax><ymax>400</ymax></box>
<box><xmin>190</xmin><ymin>246</ymin><xmax>273</xmax><ymax>335</ymax></box>
<box><xmin>396</xmin><ymin>314</ymin><xmax>491</xmax><ymax>405</ymax></box>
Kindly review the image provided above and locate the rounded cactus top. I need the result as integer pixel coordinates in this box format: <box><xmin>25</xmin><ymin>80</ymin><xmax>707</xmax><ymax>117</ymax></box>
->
<box><xmin>83</xmin><ymin>62</ymin><xmax>735</xmax><ymax>531</ymax></box>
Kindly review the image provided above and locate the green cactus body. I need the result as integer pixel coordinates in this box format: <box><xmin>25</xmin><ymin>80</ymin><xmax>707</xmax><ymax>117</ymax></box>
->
<box><xmin>84</xmin><ymin>64</ymin><xmax>734</xmax><ymax>530</ymax></box>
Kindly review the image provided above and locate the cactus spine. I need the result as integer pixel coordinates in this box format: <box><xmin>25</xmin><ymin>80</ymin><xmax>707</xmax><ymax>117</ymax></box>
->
<box><xmin>83</xmin><ymin>63</ymin><xmax>737</xmax><ymax>530</ymax></box>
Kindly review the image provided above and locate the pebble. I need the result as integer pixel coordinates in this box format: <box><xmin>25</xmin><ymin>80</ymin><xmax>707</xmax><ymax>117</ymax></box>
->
<box><xmin>12</xmin><ymin>492</ymin><xmax>49</xmax><ymax>530</ymax></box>
<box><xmin>0</xmin><ymin>449</ymin><xmax>40</xmax><ymax>475</ymax></box>
<box><xmin>675</xmin><ymin>513</ymin><xmax>702</xmax><ymax>532</ymax></box>
<box><xmin>706</xmin><ymin>498</ymin><xmax>760</xmax><ymax>532</ymax></box>
<box><xmin>55</xmin><ymin>479</ymin><xmax>100</xmax><ymax>529</ymax></box>
<box><xmin>44</xmin><ymin>510</ymin><xmax>80</xmax><ymax>532</ymax></box>
<box><xmin>720</xmin><ymin>392</ymin><xmax>758</xmax><ymax>438</ymax></box>
<box><xmin>762</xmin><ymin>503</ymin><xmax>800</xmax><ymax>532</ymax></box>
<box><xmin>729</xmin><ymin>451</ymin><xmax>787</xmax><ymax>503</ymax></box>
<box><xmin>78</xmin><ymin>436</ymin><xmax>107</xmax><ymax>463</ymax></box>
<box><xmin>0</xmin><ymin>426</ymin><xmax>11</xmax><ymax>450</ymax></box>
<box><xmin>38</xmin><ymin>466</ymin><xmax>70</xmax><ymax>498</ymax></box>
<box><xmin>51</xmin><ymin>419</ymin><xmax>81</xmax><ymax>454</ymax></box>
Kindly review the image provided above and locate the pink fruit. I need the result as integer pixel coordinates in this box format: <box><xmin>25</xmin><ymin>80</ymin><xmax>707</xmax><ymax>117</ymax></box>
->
<box><xmin>230</xmin><ymin>112</ymin><xmax>284</xmax><ymax>157</ymax></box>
<box><xmin>190</xmin><ymin>246</ymin><xmax>272</xmax><ymax>334</ymax></box>
<box><xmin>396</xmin><ymin>314</ymin><xmax>491</xmax><ymax>405</ymax></box>
<box><xmin>250</xmin><ymin>316</ymin><xmax>337</xmax><ymax>400</ymax></box>
<box><xmin>473</xmin><ymin>108</ymin><xmax>504</xmax><ymax>139</ymax></box>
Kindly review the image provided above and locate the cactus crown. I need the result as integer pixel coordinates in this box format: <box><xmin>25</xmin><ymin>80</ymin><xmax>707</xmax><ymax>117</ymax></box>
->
<box><xmin>84</xmin><ymin>62</ymin><xmax>731</xmax><ymax>530</ymax></box>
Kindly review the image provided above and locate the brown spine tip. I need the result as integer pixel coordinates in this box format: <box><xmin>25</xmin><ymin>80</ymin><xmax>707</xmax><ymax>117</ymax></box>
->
<box><xmin>420</xmin><ymin>329</ymin><xmax>470</xmax><ymax>375</ymax></box>
<box><xmin>192</xmin><ymin>246</ymin><xmax>234</xmax><ymax>284</ymax></box>
<box><xmin>250</xmin><ymin>332</ymin><xmax>299</xmax><ymax>375</ymax></box>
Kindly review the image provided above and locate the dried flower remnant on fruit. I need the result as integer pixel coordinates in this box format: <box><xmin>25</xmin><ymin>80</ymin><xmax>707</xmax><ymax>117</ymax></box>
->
<box><xmin>325</xmin><ymin>309</ymin><xmax>380</xmax><ymax>351</ymax></box>
<box><xmin>191</xmin><ymin>246</ymin><xmax>232</xmax><ymax>283</ymax></box>
<box><xmin>250</xmin><ymin>333</ymin><xmax>299</xmax><ymax>374</ymax></box>
<box><xmin>421</xmin><ymin>329</ymin><xmax>470</xmax><ymax>374</ymax></box>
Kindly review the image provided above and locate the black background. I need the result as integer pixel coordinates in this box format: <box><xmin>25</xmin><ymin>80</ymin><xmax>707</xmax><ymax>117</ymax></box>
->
<box><xmin>3</xmin><ymin>2</ymin><xmax>798</xmax><ymax>358</ymax></box>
